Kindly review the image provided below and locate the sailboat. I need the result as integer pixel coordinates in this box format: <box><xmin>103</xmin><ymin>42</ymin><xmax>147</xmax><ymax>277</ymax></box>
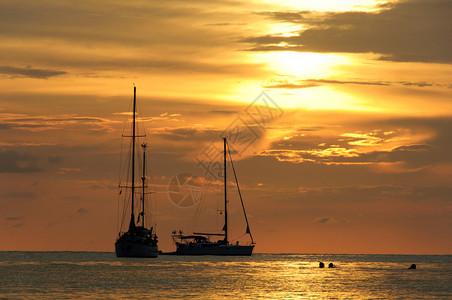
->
<box><xmin>115</xmin><ymin>87</ymin><xmax>159</xmax><ymax>258</ymax></box>
<box><xmin>172</xmin><ymin>138</ymin><xmax>255</xmax><ymax>256</ymax></box>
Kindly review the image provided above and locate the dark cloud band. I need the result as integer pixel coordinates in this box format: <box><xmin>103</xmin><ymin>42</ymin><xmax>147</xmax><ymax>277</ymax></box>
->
<box><xmin>0</xmin><ymin>66</ymin><xmax>67</xmax><ymax>79</ymax></box>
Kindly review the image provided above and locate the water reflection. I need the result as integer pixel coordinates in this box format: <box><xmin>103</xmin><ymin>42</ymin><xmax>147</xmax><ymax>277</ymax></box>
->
<box><xmin>0</xmin><ymin>252</ymin><xmax>450</xmax><ymax>299</ymax></box>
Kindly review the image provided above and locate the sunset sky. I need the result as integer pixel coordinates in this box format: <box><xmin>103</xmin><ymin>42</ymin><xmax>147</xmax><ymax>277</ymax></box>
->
<box><xmin>1</xmin><ymin>0</ymin><xmax>451</xmax><ymax>254</ymax></box>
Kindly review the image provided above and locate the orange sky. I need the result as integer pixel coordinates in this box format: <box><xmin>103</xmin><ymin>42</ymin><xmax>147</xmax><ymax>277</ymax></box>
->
<box><xmin>1</xmin><ymin>0</ymin><xmax>451</xmax><ymax>254</ymax></box>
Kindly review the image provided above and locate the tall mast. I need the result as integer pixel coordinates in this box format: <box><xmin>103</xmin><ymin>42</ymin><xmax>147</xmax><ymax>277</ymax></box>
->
<box><xmin>129</xmin><ymin>86</ymin><xmax>137</xmax><ymax>232</ymax></box>
<box><xmin>141</xmin><ymin>143</ymin><xmax>147</xmax><ymax>227</ymax></box>
<box><xmin>223</xmin><ymin>137</ymin><xmax>228</xmax><ymax>244</ymax></box>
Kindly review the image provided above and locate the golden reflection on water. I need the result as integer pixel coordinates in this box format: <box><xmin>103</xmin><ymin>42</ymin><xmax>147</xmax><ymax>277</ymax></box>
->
<box><xmin>184</xmin><ymin>259</ymin><xmax>433</xmax><ymax>299</ymax></box>
<box><xmin>171</xmin><ymin>260</ymin><xmax>351</xmax><ymax>299</ymax></box>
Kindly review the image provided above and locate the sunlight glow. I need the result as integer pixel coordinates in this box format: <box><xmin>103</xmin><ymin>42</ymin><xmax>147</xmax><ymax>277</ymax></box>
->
<box><xmin>267</xmin><ymin>23</ymin><xmax>305</xmax><ymax>37</ymax></box>
<box><xmin>265</xmin><ymin>87</ymin><xmax>377</xmax><ymax>111</ymax></box>
<box><xmin>252</xmin><ymin>52</ymin><xmax>351</xmax><ymax>78</ymax></box>
<box><xmin>262</xmin><ymin>0</ymin><xmax>391</xmax><ymax>12</ymax></box>
<box><xmin>231</xmin><ymin>52</ymin><xmax>382</xmax><ymax>112</ymax></box>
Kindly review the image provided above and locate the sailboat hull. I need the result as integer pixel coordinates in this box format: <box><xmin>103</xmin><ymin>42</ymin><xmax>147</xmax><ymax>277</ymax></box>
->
<box><xmin>176</xmin><ymin>243</ymin><xmax>254</xmax><ymax>256</ymax></box>
<box><xmin>115</xmin><ymin>237</ymin><xmax>159</xmax><ymax>258</ymax></box>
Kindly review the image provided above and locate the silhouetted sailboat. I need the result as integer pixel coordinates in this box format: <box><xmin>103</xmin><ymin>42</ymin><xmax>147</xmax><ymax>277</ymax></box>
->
<box><xmin>115</xmin><ymin>87</ymin><xmax>158</xmax><ymax>258</ymax></box>
<box><xmin>172</xmin><ymin>138</ymin><xmax>255</xmax><ymax>256</ymax></box>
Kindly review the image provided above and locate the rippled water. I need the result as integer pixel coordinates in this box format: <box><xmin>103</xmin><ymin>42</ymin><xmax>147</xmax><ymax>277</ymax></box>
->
<box><xmin>1</xmin><ymin>252</ymin><xmax>451</xmax><ymax>299</ymax></box>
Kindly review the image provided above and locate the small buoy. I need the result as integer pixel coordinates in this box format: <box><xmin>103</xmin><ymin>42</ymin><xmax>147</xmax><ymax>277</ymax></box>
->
<box><xmin>319</xmin><ymin>262</ymin><xmax>325</xmax><ymax>268</ymax></box>
<box><xmin>409</xmin><ymin>264</ymin><xmax>416</xmax><ymax>269</ymax></box>
<box><xmin>328</xmin><ymin>263</ymin><xmax>335</xmax><ymax>268</ymax></box>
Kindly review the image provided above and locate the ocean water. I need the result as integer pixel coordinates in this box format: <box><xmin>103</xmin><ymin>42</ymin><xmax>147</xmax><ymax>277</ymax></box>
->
<box><xmin>0</xmin><ymin>252</ymin><xmax>451</xmax><ymax>299</ymax></box>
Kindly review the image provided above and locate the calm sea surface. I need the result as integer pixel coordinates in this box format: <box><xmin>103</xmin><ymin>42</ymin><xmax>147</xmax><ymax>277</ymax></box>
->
<box><xmin>0</xmin><ymin>252</ymin><xmax>451</xmax><ymax>299</ymax></box>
